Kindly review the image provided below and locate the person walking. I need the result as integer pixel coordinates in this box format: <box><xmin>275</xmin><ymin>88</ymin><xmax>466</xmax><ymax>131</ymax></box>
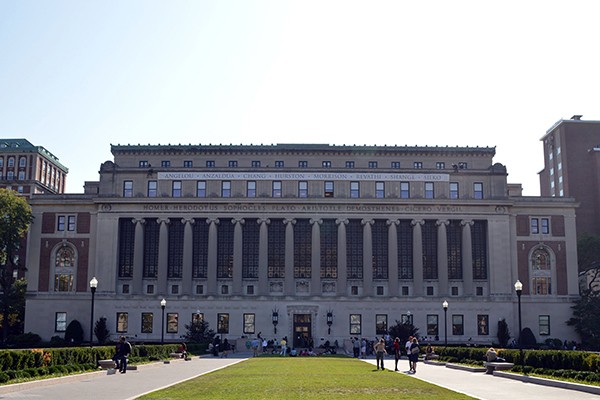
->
<box><xmin>373</xmin><ymin>338</ymin><xmax>387</xmax><ymax>370</ymax></box>
<box><xmin>114</xmin><ymin>336</ymin><xmax>132</xmax><ymax>374</ymax></box>
<box><xmin>280</xmin><ymin>337</ymin><xmax>287</xmax><ymax>356</ymax></box>
<box><xmin>393</xmin><ymin>337</ymin><xmax>401</xmax><ymax>371</ymax></box>
<box><xmin>405</xmin><ymin>336</ymin><xmax>414</xmax><ymax>371</ymax></box>
<box><xmin>409</xmin><ymin>337</ymin><xmax>420</xmax><ymax>373</ymax></box>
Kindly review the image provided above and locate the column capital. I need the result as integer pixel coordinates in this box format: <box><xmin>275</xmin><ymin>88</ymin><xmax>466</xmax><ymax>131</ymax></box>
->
<box><xmin>257</xmin><ymin>218</ymin><xmax>271</xmax><ymax>225</ymax></box>
<box><xmin>387</xmin><ymin>219</ymin><xmax>400</xmax><ymax>226</ymax></box>
<box><xmin>283</xmin><ymin>218</ymin><xmax>296</xmax><ymax>225</ymax></box>
<box><xmin>206</xmin><ymin>218</ymin><xmax>220</xmax><ymax>225</ymax></box>
<box><xmin>411</xmin><ymin>219</ymin><xmax>424</xmax><ymax>226</ymax></box>
<box><xmin>460</xmin><ymin>219</ymin><xmax>474</xmax><ymax>227</ymax></box>
<box><xmin>182</xmin><ymin>218</ymin><xmax>195</xmax><ymax>225</ymax></box>
<box><xmin>335</xmin><ymin>218</ymin><xmax>349</xmax><ymax>225</ymax></box>
<box><xmin>361</xmin><ymin>218</ymin><xmax>374</xmax><ymax>226</ymax></box>
<box><xmin>132</xmin><ymin>218</ymin><xmax>146</xmax><ymax>225</ymax></box>
<box><xmin>232</xmin><ymin>218</ymin><xmax>245</xmax><ymax>225</ymax></box>
<box><xmin>436</xmin><ymin>219</ymin><xmax>449</xmax><ymax>227</ymax></box>
<box><xmin>310</xmin><ymin>218</ymin><xmax>323</xmax><ymax>225</ymax></box>
<box><xmin>157</xmin><ymin>217</ymin><xmax>170</xmax><ymax>225</ymax></box>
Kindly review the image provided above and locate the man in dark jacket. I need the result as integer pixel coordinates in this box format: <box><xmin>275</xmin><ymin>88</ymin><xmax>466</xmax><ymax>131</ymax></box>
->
<box><xmin>114</xmin><ymin>336</ymin><xmax>132</xmax><ymax>373</ymax></box>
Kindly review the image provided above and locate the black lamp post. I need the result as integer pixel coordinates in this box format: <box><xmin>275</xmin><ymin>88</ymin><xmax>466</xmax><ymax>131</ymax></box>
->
<box><xmin>326</xmin><ymin>310</ymin><xmax>333</xmax><ymax>335</ymax></box>
<box><xmin>514</xmin><ymin>280</ymin><xmax>523</xmax><ymax>368</ymax></box>
<box><xmin>442</xmin><ymin>300</ymin><xmax>448</xmax><ymax>346</ymax></box>
<box><xmin>272</xmin><ymin>309</ymin><xmax>278</xmax><ymax>335</ymax></box>
<box><xmin>89</xmin><ymin>277</ymin><xmax>98</xmax><ymax>346</ymax></box>
<box><xmin>160</xmin><ymin>298</ymin><xmax>166</xmax><ymax>345</ymax></box>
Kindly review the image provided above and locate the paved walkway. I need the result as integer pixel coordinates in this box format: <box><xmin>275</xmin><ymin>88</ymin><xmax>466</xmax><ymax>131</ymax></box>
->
<box><xmin>0</xmin><ymin>353</ymin><xmax>599</xmax><ymax>399</ymax></box>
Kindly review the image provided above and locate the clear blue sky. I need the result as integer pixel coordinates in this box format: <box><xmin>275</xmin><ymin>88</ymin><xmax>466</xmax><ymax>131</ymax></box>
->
<box><xmin>1</xmin><ymin>0</ymin><xmax>599</xmax><ymax>194</ymax></box>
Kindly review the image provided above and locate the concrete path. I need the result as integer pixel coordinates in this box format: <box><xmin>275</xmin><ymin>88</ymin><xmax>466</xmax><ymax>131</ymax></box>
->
<box><xmin>0</xmin><ymin>353</ymin><xmax>599</xmax><ymax>399</ymax></box>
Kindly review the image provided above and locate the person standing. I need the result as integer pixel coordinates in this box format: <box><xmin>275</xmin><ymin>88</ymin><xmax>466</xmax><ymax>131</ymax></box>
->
<box><xmin>409</xmin><ymin>337</ymin><xmax>420</xmax><ymax>373</ymax></box>
<box><xmin>114</xmin><ymin>336</ymin><xmax>132</xmax><ymax>373</ymax></box>
<box><xmin>373</xmin><ymin>338</ymin><xmax>387</xmax><ymax>370</ymax></box>
<box><xmin>405</xmin><ymin>336</ymin><xmax>414</xmax><ymax>371</ymax></box>
<box><xmin>280</xmin><ymin>336</ymin><xmax>287</xmax><ymax>356</ymax></box>
<box><xmin>393</xmin><ymin>337</ymin><xmax>401</xmax><ymax>371</ymax></box>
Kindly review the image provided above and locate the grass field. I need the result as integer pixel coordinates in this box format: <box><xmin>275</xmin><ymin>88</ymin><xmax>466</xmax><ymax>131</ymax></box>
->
<box><xmin>138</xmin><ymin>357</ymin><xmax>475</xmax><ymax>400</ymax></box>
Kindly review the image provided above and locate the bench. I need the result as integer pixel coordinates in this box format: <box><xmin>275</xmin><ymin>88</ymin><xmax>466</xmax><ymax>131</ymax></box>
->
<box><xmin>484</xmin><ymin>362</ymin><xmax>514</xmax><ymax>374</ymax></box>
<box><xmin>98</xmin><ymin>359</ymin><xmax>116</xmax><ymax>370</ymax></box>
<box><xmin>170</xmin><ymin>352</ymin><xmax>185</xmax><ymax>359</ymax></box>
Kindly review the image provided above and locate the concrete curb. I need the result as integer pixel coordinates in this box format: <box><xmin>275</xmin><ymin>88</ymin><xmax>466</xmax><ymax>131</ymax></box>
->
<box><xmin>493</xmin><ymin>371</ymin><xmax>600</xmax><ymax>396</ymax></box>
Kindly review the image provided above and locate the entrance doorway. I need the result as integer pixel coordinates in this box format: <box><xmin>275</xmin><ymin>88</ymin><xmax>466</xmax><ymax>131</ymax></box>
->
<box><xmin>293</xmin><ymin>313</ymin><xmax>312</xmax><ymax>348</ymax></box>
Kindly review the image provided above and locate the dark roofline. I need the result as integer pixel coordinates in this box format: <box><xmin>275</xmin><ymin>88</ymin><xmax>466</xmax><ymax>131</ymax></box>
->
<box><xmin>0</xmin><ymin>139</ymin><xmax>68</xmax><ymax>172</ymax></box>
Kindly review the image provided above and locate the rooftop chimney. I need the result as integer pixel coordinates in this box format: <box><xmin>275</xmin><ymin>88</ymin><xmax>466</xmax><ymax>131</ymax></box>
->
<box><xmin>571</xmin><ymin>115</ymin><xmax>583</xmax><ymax>120</ymax></box>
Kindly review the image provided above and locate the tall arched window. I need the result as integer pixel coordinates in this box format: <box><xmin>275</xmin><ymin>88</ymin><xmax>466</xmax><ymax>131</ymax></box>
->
<box><xmin>530</xmin><ymin>247</ymin><xmax>552</xmax><ymax>295</ymax></box>
<box><xmin>54</xmin><ymin>245</ymin><xmax>76</xmax><ymax>291</ymax></box>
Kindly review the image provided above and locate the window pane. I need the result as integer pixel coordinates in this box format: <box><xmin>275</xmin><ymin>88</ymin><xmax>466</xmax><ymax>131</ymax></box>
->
<box><xmin>244</xmin><ymin>313</ymin><xmax>255</xmax><ymax>334</ymax></box>
<box><xmin>117</xmin><ymin>312</ymin><xmax>128</xmax><ymax>333</ymax></box>
<box><xmin>167</xmin><ymin>313</ymin><xmax>179</xmax><ymax>333</ymax></box>
<box><xmin>141</xmin><ymin>313</ymin><xmax>153</xmax><ymax>333</ymax></box>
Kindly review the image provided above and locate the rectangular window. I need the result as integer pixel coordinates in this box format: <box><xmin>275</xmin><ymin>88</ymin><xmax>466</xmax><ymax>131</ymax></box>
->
<box><xmin>350</xmin><ymin>181</ymin><xmax>360</xmax><ymax>198</ymax></box>
<box><xmin>375</xmin><ymin>314</ymin><xmax>387</xmax><ymax>335</ymax></box>
<box><xmin>206</xmin><ymin>160</ymin><xmax>215</xmax><ymax>167</ymax></box>
<box><xmin>375</xmin><ymin>182</ymin><xmax>385</xmax><ymax>198</ymax></box>
<box><xmin>391</xmin><ymin>162</ymin><xmax>400</xmax><ymax>169</ymax></box>
<box><xmin>449</xmin><ymin>182</ymin><xmax>459</xmax><ymax>199</ymax></box>
<box><xmin>400</xmin><ymin>182</ymin><xmax>410</xmax><ymax>199</ymax></box>
<box><xmin>221</xmin><ymin>181</ymin><xmax>231</xmax><ymax>197</ymax></box>
<box><xmin>221</xmin><ymin>285</ymin><xmax>229</xmax><ymax>295</ymax></box>
<box><xmin>401</xmin><ymin>286</ymin><xmax>409</xmax><ymax>296</ymax></box>
<box><xmin>368</xmin><ymin>161</ymin><xmax>378</xmax><ymax>169</ymax></box>
<box><xmin>351</xmin><ymin>286</ymin><xmax>359</xmax><ymax>295</ymax></box>
<box><xmin>192</xmin><ymin>313</ymin><xmax>204</xmax><ymax>324</ymax></box>
<box><xmin>139</xmin><ymin>161</ymin><xmax>149</xmax><ymax>167</ymax></box>
<box><xmin>436</xmin><ymin>162</ymin><xmax>445</xmax><ymax>169</ymax></box>
<box><xmin>476</xmin><ymin>286</ymin><xmax>483</xmax><ymax>296</ymax></box>
<box><xmin>322</xmin><ymin>161</ymin><xmax>332</xmax><ymax>168</ymax></box>
<box><xmin>539</xmin><ymin>315</ymin><xmax>550</xmax><ymax>335</ymax></box>
<box><xmin>451</xmin><ymin>286</ymin><xmax>459</xmax><ymax>296</ymax></box>
<box><xmin>349</xmin><ymin>314</ymin><xmax>361</xmax><ymax>334</ymax></box>
<box><xmin>424</xmin><ymin>182</ymin><xmax>434</xmax><ymax>199</ymax></box>
<box><xmin>18</xmin><ymin>171</ymin><xmax>25</xmax><ymax>180</ymax></box>
<box><xmin>183</xmin><ymin>160</ymin><xmax>193</xmax><ymax>168</ymax></box>
<box><xmin>473</xmin><ymin>182</ymin><xmax>483</xmax><ymax>199</ymax></box>
<box><xmin>376</xmin><ymin>286</ymin><xmax>384</xmax><ymax>295</ymax></box>
<box><xmin>7</xmin><ymin>157</ymin><xmax>14</xmax><ymax>167</ymax></box>
<box><xmin>272</xmin><ymin>181</ymin><xmax>282</xmax><ymax>197</ymax></box>
<box><xmin>141</xmin><ymin>313</ymin><xmax>153</xmax><ymax>333</ymax></box>
<box><xmin>122</xmin><ymin>284</ymin><xmax>129</xmax><ymax>294</ymax></box>
<box><xmin>55</xmin><ymin>312</ymin><xmax>67</xmax><ymax>332</ymax></box>
<box><xmin>196</xmin><ymin>285</ymin><xmax>204</xmax><ymax>295</ymax></box>
<box><xmin>531</xmin><ymin>218</ymin><xmax>539</xmax><ymax>234</ymax></box>
<box><xmin>117</xmin><ymin>312</ymin><xmax>128</xmax><ymax>333</ymax></box>
<box><xmin>251</xmin><ymin>160</ymin><xmax>261</xmax><ymax>167</ymax></box>
<box><xmin>426</xmin><ymin>286</ymin><xmax>434</xmax><ymax>296</ymax></box>
<box><xmin>243</xmin><ymin>313</ymin><xmax>255</xmax><ymax>334</ymax></box>
<box><xmin>148</xmin><ymin>181</ymin><xmax>157</xmax><ymax>197</ymax></box>
<box><xmin>247</xmin><ymin>181</ymin><xmax>256</xmax><ymax>197</ymax></box>
<box><xmin>452</xmin><ymin>315</ymin><xmax>464</xmax><ymax>335</ymax></box>
<box><xmin>197</xmin><ymin>181</ymin><xmax>206</xmax><ymax>197</ymax></box>
<box><xmin>229</xmin><ymin>160</ymin><xmax>238</xmax><ymax>167</ymax></box>
<box><xmin>161</xmin><ymin>160</ymin><xmax>170</xmax><ymax>167</ymax></box>
<box><xmin>217</xmin><ymin>313</ymin><xmax>230</xmax><ymax>334</ymax></box>
<box><xmin>414</xmin><ymin>162</ymin><xmax>423</xmax><ymax>169</ymax></box>
<box><xmin>57</xmin><ymin>215</ymin><xmax>66</xmax><ymax>231</ymax></box>
<box><xmin>427</xmin><ymin>315</ymin><xmax>439</xmax><ymax>336</ymax></box>
<box><xmin>167</xmin><ymin>313</ymin><xmax>178</xmax><ymax>333</ymax></box>
<box><xmin>345</xmin><ymin>161</ymin><xmax>355</xmax><ymax>168</ymax></box>
<box><xmin>324</xmin><ymin>181</ymin><xmax>334</xmax><ymax>197</ymax></box>
<box><xmin>67</xmin><ymin>216</ymin><xmax>76</xmax><ymax>231</ymax></box>
<box><xmin>275</xmin><ymin>161</ymin><xmax>284</xmax><ymax>168</ymax></box>
<box><xmin>298</xmin><ymin>161</ymin><xmax>308</xmax><ymax>168</ymax></box>
<box><xmin>298</xmin><ymin>181</ymin><xmax>308</xmax><ymax>198</ymax></box>
<box><xmin>172</xmin><ymin>181</ymin><xmax>182</xmax><ymax>197</ymax></box>
<box><xmin>123</xmin><ymin>180</ymin><xmax>133</xmax><ymax>197</ymax></box>
<box><xmin>541</xmin><ymin>218</ymin><xmax>550</xmax><ymax>234</ymax></box>
<box><xmin>247</xmin><ymin>285</ymin><xmax>254</xmax><ymax>295</ymax></box>
<box><xmin>147</xmin><ymin>284</ymin><xmax>154</xmax><ymax>294</ymax></box>
<box><xmin>171</xmin><ymin>285</ymin><xmax>179</xmax><ymax>294</ymax></box>
<box><xmin>477</xmin><ymin>315</ymin><xmax>489</xmax><ymax>335</ymax></box>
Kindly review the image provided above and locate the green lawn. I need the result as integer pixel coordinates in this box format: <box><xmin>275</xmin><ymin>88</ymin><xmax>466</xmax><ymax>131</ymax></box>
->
<box><xmin>138</xmin><ymin>357</ymin><xmax>476</xmax><ymax>400</ymax></box>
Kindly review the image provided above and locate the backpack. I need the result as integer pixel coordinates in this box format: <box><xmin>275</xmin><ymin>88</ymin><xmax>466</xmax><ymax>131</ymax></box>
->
<box><xmin>411</xmin><ymin>345</ymin><xmax>420</xmax><ymax>355</ymax></box>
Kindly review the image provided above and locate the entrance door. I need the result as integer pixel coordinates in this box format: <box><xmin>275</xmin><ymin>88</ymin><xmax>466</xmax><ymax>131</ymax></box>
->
<box><xmin>293</xmin><ymin>314</ymin><xmax>312</xmax><ymax>348</ymax></box>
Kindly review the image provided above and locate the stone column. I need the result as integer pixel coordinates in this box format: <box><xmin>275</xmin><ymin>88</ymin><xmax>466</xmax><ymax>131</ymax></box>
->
<box><xmin>411</xmin><ymin>219</ymin><xmax>424</xmax><ymax>296</ymax></box>
<box><xmin>258</xmin><ymin>219</ymin><xmax>270</xmax><ymax>296</ymax></box>
<box><xmin>461</xmin><ymin>220</ymin><xmax>474</xmax><ymax>296</ymax></box>
<box><xmin>336</xmin><ymin>219</ymin><xmax>348</xmax><ymax>296</ymax></box>
<box><xmin>132</xmin><ymin>218</ymin><xmax>145</xmax><ymax>295</ymax></box>
<box><xmin>284</xmin><ymin>218</ymin><xmax>296</xmax><ymax>296</ymax></box>
<box><xmin>387</xmin><ymin>219</ymin><xmax>399</xmax><ymax>296</ymax></box>
<box><xmin>157</xmin><ymin>218</ymin><xmax>169</xmax><ymax>295</ymax></box>
<box><xmin>232</xmin><ymin>218</ymin><xmax>244</xmax><ymax>296</ymax></box>
<box><xmin>207</xmin><ymin>218</ymin><xmax>219</xmax><ymax>296</ymax></box>
<box><xmin>437</xmin><ymin>219</ymin><xmax>449</xmax><ymax>297</ymax></box>
<box><xmin>182</xmin><ymin>218</ymin><xmax>194</xmax><ymax>295</ymax></box>
<box><xmin>362</xmin><ymin>219</ymin><xmax>374</xmax><ymax>297</ymax></box>
<box><xmin>310</xmin><ymin>218</ymin><xmax>322</xmax><ymax>296</ymax></box>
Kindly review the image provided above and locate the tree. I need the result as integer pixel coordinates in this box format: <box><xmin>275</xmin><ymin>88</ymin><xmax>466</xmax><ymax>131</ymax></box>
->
<box><xmin>94</xmin><ymin>317</ymin><xmax>110</xmax><ymax>344</ymax></box>
<box><xmin>577</xmin><ymin>234</ymin><xmax>600</xmax><ymax>273</ymax></box>
<box><xmin>0</xmin><ymin>189</ymin><xmax>33</xmax><ymax>345</ymax></box>
<box><xmin>184</xmin><ymin>318</ymin><xmax>215</xmax><ymax>344</ymax></box>
<box><xmin>388</xmin><ymin>320</ymin><xmax>419</xmax><ymax>347</ymax></box>
<box><xmin>64</xmin><ymin>320</ymin><xmax>84</xmax><ymax>345</ymax></box>
<box><xmin>567</xmin><ymin>289</ymin><xmax>600</xmax><ymax>350</ymax></box>
<box><xmin>497</xmin><ymin>318</ymin><xmax>510</xmax><ymax>348</ymax></box>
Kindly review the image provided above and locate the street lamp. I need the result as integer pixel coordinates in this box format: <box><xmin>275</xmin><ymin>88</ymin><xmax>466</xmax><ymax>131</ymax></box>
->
<box><xmin>160</xmin><ymin>298</ymin><xmax>166</xmax><ymax>345</ymax></box>
<box><xmin>326</xmin><ymin>310</ymin><xmax>333</xmax><ymax>335</ymax></box>
<box><xmin>272</xmin><ymin>309</ymin><xmax>278</xmax><ymax>335</ymax></box>
<box><xmin>89</xmin><ymin>277</ymin><xmax>98</xmax><ymax>346</ymax></box>
<box><xmin>442</xmin><ymin>300</ymin><xmax>448</xmax><ymax>346</ymax></box>
<box><xmin>514</xmin><ymin>280</ymin><xmax>523</xmax><ymax>368</ymax></box>
<box><xmin>407</xmin><ymin>310</ymin><xmax>412</xmax><ymax>325</ymax></box>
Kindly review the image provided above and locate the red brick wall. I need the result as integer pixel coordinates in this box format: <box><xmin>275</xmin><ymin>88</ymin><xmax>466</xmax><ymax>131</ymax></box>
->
<box><xmin>516</xmin><ymin>215</ymin><xmax>530</xmax><ymax>236</ymax></box>
<box><xmin>551</xmin><ymin>216</ymin><xmax>565</xmax><ymax>237</ymax></box>
<box><xmin>41</xmin><ymin>213</ymin><xmax>55</xmax><ymax>234</ymax></box>
<box><xmin>516</xmin><ymin>240</ymin><xmax>567</xmax><ymax>295</ymax></box>
<box><xmin>77</xmin><ymin>213</ymin><xmax>90</xmax><ymax>234</ymax></box>
<box><xmin>38</xmin><ymin>238</ymin><xmax>90</xmax><ymax>292</ymax></box>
